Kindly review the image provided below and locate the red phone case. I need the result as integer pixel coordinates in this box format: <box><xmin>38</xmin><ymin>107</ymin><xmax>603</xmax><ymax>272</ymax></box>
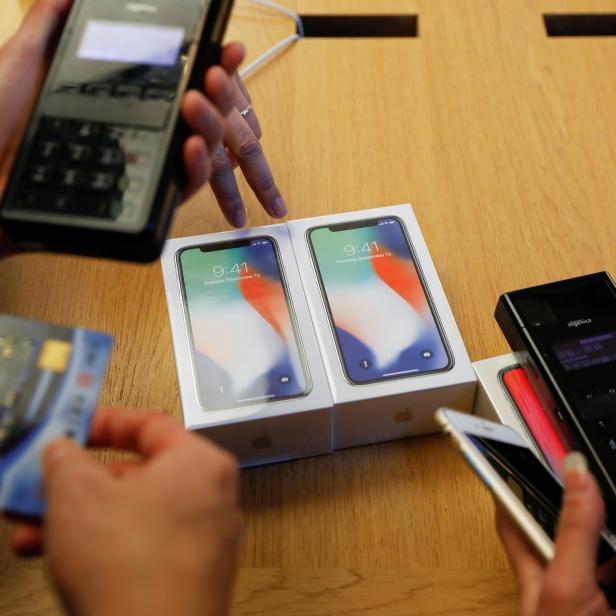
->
<box><xmin>502</xmin><ymin>367</ymin><xmax>569</xmax><ymax>475</ymax></box>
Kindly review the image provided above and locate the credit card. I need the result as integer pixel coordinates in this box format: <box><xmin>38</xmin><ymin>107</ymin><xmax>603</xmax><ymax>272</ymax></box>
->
<box><xmin>0</xmin><ymin>315</ymin><xmax>112</xmax><ymax>517</ymax></box>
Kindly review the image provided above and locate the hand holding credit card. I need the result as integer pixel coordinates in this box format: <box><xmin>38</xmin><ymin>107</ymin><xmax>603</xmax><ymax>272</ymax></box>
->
<box><xmin>0</xmin><ymin>315</ymin><xmax>111</xmax><ymax>517</ymax></box>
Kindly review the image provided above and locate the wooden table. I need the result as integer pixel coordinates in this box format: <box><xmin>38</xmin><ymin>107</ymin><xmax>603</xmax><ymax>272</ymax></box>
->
<box><xmin>1</xmin><ymin>0</ymin><xmax>615</xmax><ymax>613</ymax></box>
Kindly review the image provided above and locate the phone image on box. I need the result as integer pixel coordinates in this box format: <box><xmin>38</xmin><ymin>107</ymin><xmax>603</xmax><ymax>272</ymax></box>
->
<box><xmin>0</xmin><ymin>0</ymin><xmax>234</xmax><ymax>262</ymax></box>
<box><xmin>436</xmin><ymin>408</ymin><xmax>616</xmax><ymax>564</ymax></box>
<box><xmin>307</xmin><ymin>216</ymin><xmax>452</xmax><ymax>384</ymax></box>
<box><xmin>177</xmin><ymin>238</ymin><xmax>311</xmax><ymax>410</ymax></box>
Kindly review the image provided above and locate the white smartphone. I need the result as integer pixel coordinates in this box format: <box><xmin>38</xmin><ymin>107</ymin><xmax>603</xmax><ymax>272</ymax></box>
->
<box><xmin>436</xmin><ymin>408</ymin><xmax>616</xmax><ymax>563</ymax></box>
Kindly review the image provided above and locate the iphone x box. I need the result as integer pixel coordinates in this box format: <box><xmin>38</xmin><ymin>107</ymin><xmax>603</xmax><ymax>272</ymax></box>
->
<box><xmin>287</xmin><ymin>205</ymin><xmax>477</xmax><ymax>449</ymax></box>
<box><xmin>161</xmin><ymin>224</ymin><xmax>333</xmax><ymax>467</ymax></box>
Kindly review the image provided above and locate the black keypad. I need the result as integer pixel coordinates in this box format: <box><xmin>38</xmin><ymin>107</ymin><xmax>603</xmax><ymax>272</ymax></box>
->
<box><xmin>60</xmin><ymin>168</ymin><xmax>85</xmax><ymax>188</ymax></box>
<box><xmin>95</xmin><ymin>147</ymin><xmax>124</xmax><ymax>166</ymax></box>
<box><xmin>29</xmin><ymin>164</ymin><xmax>53</xmax><ymax>185</ymax></box>
<box><xmin>68</xmin><ymin>144</ymin><xmax>93</xmax><ymax>162</ymax></box>
<box><xmin>39</xmin><ymin>141</ymin><xmax>61</xmax><ymax>158</ymax></box>
<box><xmin>10</xmin><ymin>117</ymin><xmax>158</xmax><ymax>220</ymax></box>
<box><xmin>87</xmin><ymin>171</ymin><xmax>116</xmax><ymax>192</ymax></box>
<box><xmin>51</xmin><ymin>193</ymin><xmax>74</xmax><ymax>213</ymax></box>
<box><xmin>77</xmin><ymin>122</ymin><xmax>101</xmax><ymax>139</ymax></box>
<box><xmin>16</xmin><ymin>190</ymin><xmax>42</xmax><ymax>209</ymax></box>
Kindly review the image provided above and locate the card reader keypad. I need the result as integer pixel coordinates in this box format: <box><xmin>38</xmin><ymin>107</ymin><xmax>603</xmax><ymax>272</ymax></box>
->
<box><xmin>13</xmin><ymin>117</ymin><xmax>160</xmax><ymax>224</ymax></box>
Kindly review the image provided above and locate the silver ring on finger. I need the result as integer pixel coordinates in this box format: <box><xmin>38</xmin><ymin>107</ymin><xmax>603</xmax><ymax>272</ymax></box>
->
<box><xmin>239</xmin><ymin>104</ymin><xmax>253</xmax><ymax>118</ymax></box>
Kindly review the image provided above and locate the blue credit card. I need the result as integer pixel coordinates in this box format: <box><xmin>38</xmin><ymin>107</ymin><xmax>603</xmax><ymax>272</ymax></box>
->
<box><xmin>0</xmin><ymin>315</ymin><xmax>112</xmax><ymax>517</ymax></box>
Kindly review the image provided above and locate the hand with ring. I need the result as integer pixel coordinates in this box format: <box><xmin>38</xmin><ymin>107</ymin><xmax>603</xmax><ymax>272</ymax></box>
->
<box><xmin>183</xmin><ymin>69</ymin><xmax>288</xmax><ymax>228</ymax></box>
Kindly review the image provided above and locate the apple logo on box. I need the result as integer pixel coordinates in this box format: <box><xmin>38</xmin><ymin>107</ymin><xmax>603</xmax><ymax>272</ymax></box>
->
<box><xmin>394</xmin><ymin>409</ymin><xmax>414</xmax><ymax>424</ymax></box>
<box><xmin>251</xmin><ymin>433</ymin><xmax>272</xmax><ymax>449</ymax></box>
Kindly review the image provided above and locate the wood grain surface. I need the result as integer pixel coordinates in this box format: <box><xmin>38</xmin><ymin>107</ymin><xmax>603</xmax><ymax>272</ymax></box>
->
<box><xmin>1</xmin><ymin>0</ymin><xmax>615</xmax><ymax>613</ymax></box>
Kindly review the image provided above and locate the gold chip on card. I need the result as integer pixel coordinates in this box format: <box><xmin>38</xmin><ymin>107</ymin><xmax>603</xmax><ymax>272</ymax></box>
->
<box><xmin>38</xmin><ymin>340</ymin><xmax>72</xmax><ymax>372</ymax></box>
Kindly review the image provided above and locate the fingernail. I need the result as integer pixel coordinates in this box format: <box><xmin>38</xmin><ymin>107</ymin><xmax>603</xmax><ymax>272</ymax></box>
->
<box><xmin>563</xmin><ymin>452</ymin><xmax>589</xmax><ymax>493</ymax></box>
<box><xmin>232</xmin><ymin>209</ymin><xmax>246</xmax><ymax>228</ymax></box>
<box><xmin>563</xmin><ymin>451</ymin><xmax>588</xmax><ymax>476</ymax></box>
<box><xmin>271</xmin><ymin>197</ymin><xmax>288</xmax><ymax>219</ymax></box>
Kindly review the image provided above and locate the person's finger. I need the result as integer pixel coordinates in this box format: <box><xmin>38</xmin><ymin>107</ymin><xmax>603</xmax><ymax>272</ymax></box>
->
<box><xmin>42</xmin><ymin>438</ymin><xmax>108</xmax><ymax>499</ymax></box>
<box><xmin>495</xmin><ymin>503</ymin><xmax>545</xmax><ymax>585</ymax></box>
<box><xmin>182</xmin><ymin>91</ymin><xmax>224</xmax><ymax>153</ymax></box>
<box><xmin>105</xmin><ymin>461</ymin><xmax>143</xmax><ymax>478</ymax></box>
<box><xmin>224</xmin><ymin>109</ymin><xmax>287</xmax><ymax>219</ymax></box>
<box><xmin>209</xmin><ymin>144</ymin><xmax>246</xmax><ymax>227</ymax></box>
<box><xmin>550</xmin><ymin>452</ymin><xmax>605</xmax><ymax>579</ymax></box>
<box><xmin>87</xmin><ymin>408</ymin><xmax>192</xmax><ymax>458</ymax></box>
<box><xmin>0</xmin><ymin>0</ymin><xmax>72</xmax><ymax>157</ymax></box>
<box><xmin>9</xmin><ymin>523</ymin><xmax>43</xmax><ymax>556</ymax></box>
<box><xmin>231</xmin><ymin>75</ymin><xmax>261</xmax><ymax>139</ymax></box>
<box><xmin>234</xmin><ymin>72</ymin><xmax>252</xmax><ymax>105</ymax></box>
<box><xmin>203</xmin><ymin>66</ymin><xmax>236</xmax><ymax>119</ymax></box>
<box><xmin>8</xmin><ymin>0</ymin><xmax>71</xmax><ymax>55</ymax></box>
<box><xmin>234</xmin><ymin>98</ymin><xmax>261</xmax><ymax>141</ymax></box>
<box><xmin>182</xmin><ymin>135</ymin><xmax>211</xmax><ymax>201</ymax></box>
<box><xmin>495</xmin><ymin>503</ymin><xmax>546</xmax><ymax>615</ymax></box>
<box><xmin>225</xmin><ymin>146</ymin><xmax>239</xmax><ymax>169</ymax></box>
<box><xmin>598</xmin><ymin>557</ymin><xmax>616</xmax><ymax>587</ymax></box>
<box><xmin>219</xmin><ymin>42</ymin><xmax>246</xmax><ymax>76</ymax></box>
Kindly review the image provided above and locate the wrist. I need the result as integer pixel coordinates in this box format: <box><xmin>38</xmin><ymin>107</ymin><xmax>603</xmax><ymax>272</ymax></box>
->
<box><xmin>70</xmin><ymin>557</ymin><xmax>234</xmax><ymax>616</ymax></box>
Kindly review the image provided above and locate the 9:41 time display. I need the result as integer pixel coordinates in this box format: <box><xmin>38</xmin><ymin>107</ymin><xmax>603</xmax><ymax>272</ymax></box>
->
<box><xmin>212</xmin><ymin>262</ymin><xmax>248</xmax><ymax>277</ymax></box>
<box><xmin>343</xmin><ymin>241</ymin><xmax>379</xmax><ymax>257</ymax></box>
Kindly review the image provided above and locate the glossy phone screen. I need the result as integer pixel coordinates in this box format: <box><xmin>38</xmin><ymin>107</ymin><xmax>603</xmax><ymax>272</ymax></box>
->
<box><xmin>470</xmin><ymin>434</ymin><xmax>562</xmax><ymax>538</ymax></box>
<box><xmin>178</xmin><ymin>238</ymin><xmax>309</xmax><ymax>410</ymax></box>
<box><xmin>308</xmin><ymin>217</ymin><xmax>451</xmax><ymax>383</ymax></box>
<box><xmin>468</xmin><ymin>433</ymin><xmax>615</xmax><ymax>564</ymax></box>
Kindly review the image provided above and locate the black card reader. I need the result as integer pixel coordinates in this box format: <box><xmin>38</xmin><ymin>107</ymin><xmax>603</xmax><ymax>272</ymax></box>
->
<box><xmin>0</xmin><ymin>0</ymin><xmax>234</xmax><ymax>262</ymax></box>
<box><xmin>495</xmin><ymin>272</ymin><xmax>616</xmax><ymax>516</ymax></box>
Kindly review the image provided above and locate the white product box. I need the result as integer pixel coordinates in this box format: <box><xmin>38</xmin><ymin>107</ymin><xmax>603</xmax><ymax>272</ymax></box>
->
<box><xmin>161</xmin><ymin>224</ymin><xmax>333</xmax><ymax>467</ymax></box>
<box><xmin>287</xmin><ymin>204</ymin><xmax>477</xmax><ymax>449</ymax></box>
<box><xmin>472</xmin><ymin>353</ymin><xmax>543</xmax><ymax>460</ymax></box>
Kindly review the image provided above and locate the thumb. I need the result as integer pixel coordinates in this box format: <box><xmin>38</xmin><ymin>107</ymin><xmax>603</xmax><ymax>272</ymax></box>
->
<box><xmin>42</xmin><ymin>437</ymin><xmax>105</xmax><ymax>500</ymax></box>
<box><xmin>550</xmin><ymin>452</ymin><xmax>605</xmax><ymax>578</ymax></box>
<box><xmin>0</xmin><ymin>0</ymin><xmax>71</xmax><ymax>158</ymax></box>
<box><xmin>8</xmin><ymin>0</ymin><xmax>71</xmax><ymax>56</ymax></box>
